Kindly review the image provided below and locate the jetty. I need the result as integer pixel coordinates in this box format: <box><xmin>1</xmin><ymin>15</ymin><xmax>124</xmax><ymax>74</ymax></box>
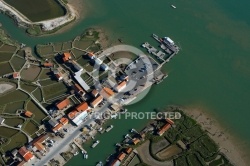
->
<box><xmin>73</xmin><ymin>140</ymin><xmax>87</xmax><ymax>154</ymax></box>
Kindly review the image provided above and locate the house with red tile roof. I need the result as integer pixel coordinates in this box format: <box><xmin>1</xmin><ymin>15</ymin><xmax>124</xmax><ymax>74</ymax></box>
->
<box><xmin>90</xmin><ymin>95</ymin><xmax>103</xmax><ymax>108</ymax></box>
<box><xmin>56</xmin><ymin>98</ymin><xmax>70</xmax><ymax>110</ymax></box>
<box><xmin>166</xmin><ymin>118</ymin><xmax>174</xmax><ymax>125</ymax></box>
<box><xmin>52</xmin><ymin>123</ymin><xmax>63</xmax><ymax>133</ymax></box>
<box><xmin>100</xmin><ymin>87</ymin><xmax>115</xmax><ymax>98</ymax></box>
<box><xmin>18</xmin><ymin>146</ymin><xmax>34</xmax><ymax>162</ymax></box>
<box><xmin>24</xmin><ymin>110</ymin><xmax>33</xmax><ymax>118</ymax></box>
<box><xmin>124</xmin><ymin>147</ymin><xmax>133</xmax><ymax>154</ymax></box>
<box><xmin>43</xmin><ymin>62</ymin><xmax>53</xmax><ymax>68</ymax></box>
<box><xmin>110</xmin><ymin>159</ymin><xmax>121</xmax><ymax>166</ymax></box>
<box><xmin>13</xmin><ymin>72</ymin><xmax>20</xmax><ymax>79</ymax></box>
<box><xmin>91</xmin><ymin>89</ymin><xmax>99</xmax><ymax>97</ymax></box>
<box><xmin>88</xmin><ymin>52</ymin><xmax>96</xmax><ymax>59</ymax></box>
<box><xmin>62</xmin><ymin>52</ymin><xmax>71</xmax><ymax>62</ymax></box>
<box><xmin>73</xmin><ymin>83</ymin><xmax>86</xmax><ymax>96</ymax></box>
<box><xmin>115</xmin><ymin>81</ymin><xmax>126</xmax><ymax>92</ymax></box>
<box><xmin>60</xmin><ymin>117</ymin><xmax>69</xmax><ymax>125</ymax></box>
<box><xmin>68</xmin><ymin>110</ymin><xmax>78</xmax><ymax>119</ymax></box>
<box><xmin>157</xmin><ymin>123</ymin><xmax>171</xmax><ymax>136</ymax></box>
<box><xmin>117</xmin><ymin>152</ymin><xmax>126</xmax><ymax>161</ymax></box>
<box><xmin>76</xmin><ymin>102</ymin><xmax>89</xmax><ymax>112</ymax></box>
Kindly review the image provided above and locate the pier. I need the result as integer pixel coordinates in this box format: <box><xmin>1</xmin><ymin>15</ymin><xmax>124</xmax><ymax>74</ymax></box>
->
<box><xmin>73</xmin><ymin>140</ymin><xmax>87</xmax><ymax>154</ymax></box>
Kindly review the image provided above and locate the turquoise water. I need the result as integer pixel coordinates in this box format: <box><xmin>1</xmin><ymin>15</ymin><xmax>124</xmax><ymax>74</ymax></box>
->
<box><xmin>1</xmin><ymin>0</ymin><xmax>250</xmax><ymax>165</ymax></box>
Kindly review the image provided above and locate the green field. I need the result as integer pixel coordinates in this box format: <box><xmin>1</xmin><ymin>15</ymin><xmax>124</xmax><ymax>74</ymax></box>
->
<box><xmin>0</xmin><ymin>62</ymin><xmax>13</xmax><ymax>76</ymax></box>
<box><xmin>32</xmin><ymin>88</ymin><xmax>43</xmax><ymax>102</ymax></box>
<box><xmin>42</xmin><ymin>82</ymin><xmax>68</xmax><ymax>100</ymax></box>
<box><xmin>0</xmin><ymin>44</ymin><xmax>16</xmax><ymax>52</ymax></box>
<box><xmin>23</xmin><ymin>120</ymin><xmax>39</xmax><ymax>136</ymax></box>
<box><xmin>16</xmin><ymin>50</ymin><xmax>25</xmax><ymax>58</ymax></box>
<box><xmin>0</xmin><ymin>126</ymin><xmax>19</xmax><ymax>138</ymax></box>
<box><xmin>1</xmin><ymin>132</ymin><xmax>28</xmax><ymax>153</ymax></box>
<box><xmin>72</xmin><ymin>48</ymin><xmax>85</xmax><ymax>59</ymax></box>
<box><xmin>0</xmin><ymin>90</ymin><xmax>29</xmax><ymax>105</ymax></box>
<box><xmin>62</xmin><ymin>42</ymin><xmax>72</xmax><ymax>50</ymax></box>
<box><xmin>4</xmin><ymin>117</ymin><xmax>24</xmax><ymax>127</ymax></box>
<box><xmin>21</xmin><ymin>65</ymin><xmax>41</xmax><ymax>81</ymax></box>
<box><xmin>20</xmin><ymin>83</ymin><xmax>37</xmax><ymax>93</ymax></box>
<box><xmin>26</xmin><ymin>100</ymin><xmax>47</xmax><ymax>124</ymax></box>
<box><xmin>4</xmin><ymin>0</ymin><xmax>66</xmax><ymax>22</ymax></box>
<box><xmin>73</xmin><ymin>40</ymin><xmax>94</xmax><ymax>50</ymax></box>
<box><xmin>10</xmin><ymin>56</ymin><xmax>26</xmax><ymax>71</ymax></box>
<box><xmin>4</xmin><ymin>101</ymin><xmax>25</xmax><ymax>114</ymax></box>
<box><xmin>38</xmin><ymin>68</ymin><xmax>51</xmax><ymax>80</ymax></box>
<box><xmin>53</xmin><ymin>43</ymin><xmax>63</xmax><ymax>52</ymax></box>
<box><xmin>0</xmin><ymin>52</ymin><xmax>13</xmax><ymax>62</ymax></box>
<box><xmin>39</xmin><ymin>79</ymin><xmax>58</xmax><ymax>86</ymax></box>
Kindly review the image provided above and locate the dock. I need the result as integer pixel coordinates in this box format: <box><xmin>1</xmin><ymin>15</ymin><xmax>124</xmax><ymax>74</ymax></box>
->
<box><xmin>73</xmin><ymin>139</ymin><xmax>87</xmax><ymax>154</ymax></box>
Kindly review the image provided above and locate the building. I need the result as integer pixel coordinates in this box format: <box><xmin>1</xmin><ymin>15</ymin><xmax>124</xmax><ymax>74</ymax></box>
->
<box><xmin>117</xmin><ymin>152</ymin><xmax>126</xmax><ymax>161</ymax></box>
<box><xmin>59</xmin><ymin>117</ymin><xmax>69</xmax><ymax>125</ymax></box>
<box><xmin>11</xmin><ymin>149</ymin><xmax>18</xmax><ymax>157</ymax></box>
<box><xmin>73</xmin><ymin>83</ymin><xmax>86</xmax><ymax>96</ymax></box>
<box><xmin>101</xmin><ymin>63</ymin><xmax>109</xmax><ymax>71</ymax></box>
<box><xmin>71</xmin><ymin>111</ymin><xmax>88</xmax><ymax>126</ymax></box>
<box><xmin>43</xmin><ymin>62</ymin><xmax>53</xmax><ymax>68</ymax></box>
<box><xmin>17</xmin><ymin>160</ymin><xmax>26</xmax><ymax>166</ymax></box>
<box><xmin>52</xmin><ymin>123</ymin><xmax>63</xmax><ymax>133</ymax></box>
<box><xmin>91</xmin><ymin>89</ymin><xmax>99</xmax><ymax>97</ymax></box>
<box><xmin>48</xmin><ymin>118</ymin><xmax>59</xmax><ymax>128</ymax></box>
<box><xmin>13</xmin><ymin>72</ymin><xmax>20</xmax><ymax>79</ymax></box>
<box><xmin>124</xmin><ymin>147</ymin><xmax>133</xmax><ymax>154</ymax></box>
<box><xmin>74</xmin><ymin>71</ymin><xmax>90</xmax><ymax>91</ymax></box>
<box><xmin>18</xmin><ymin>146</ymin><xmax>34</xmax><ymax>162</ymax></box>
<box><xmin>157</xmin><ymin>123</ymin><xmax>171</xmax><ymax>136</ymax></box>
<box><xmin>88</xmin><ymin>52</ymin><xmax>96</xmax><ymax>59</ymax></box>
<box><xmin>53</xmin><ymin>70</ymin><xmax>63</xmax><ymax>81</ymax></box>
<box><xmin>111</xmin><ymin>159</ymin><xmax>121</xmax><ymax>166</ymax></box>
<box><xmin>24</xmin><ymin>111</ymin><xmax>33</xmax><ymax>118</ymax></box>
<box><xmin>0</xmin><ymin>117</ymin><xmax>5</xmax><ymax>125</ymax></box>
<box><xmin>115</xmin><ymin>81</ymin><xmax>126</xmax><ymax>92</ymax></box>
<box><xmin>62</xmin><ymin>52</ymin><xmax>71</xmax><ymax>62</ymax></box>
<box><xmin>100</xmin><ymin>87</ymin><xmax>115</xmax><ymax>98</ymax></box>
<box><xmin>72</xmin><ymin>60</ymin><xmax>83</xmax><ymax>72</ymax></box>
<box><xmin>68</xmin><ymin>110</ymin><xmax>78</xmax><ymax>119</ymax></box>
<box><xmin>90</xmin><ymin>95</ymin><xmax>103</xmax><ymax>108</ymax></box>
<box><xmin>32</xmin><ymin>134</ymin><xmax>49</xmax><ymax>153</ymax></box>
<box><xmin>94</xmin><ymin>58</ymin><xmax>102</xmax><ymax>65</ymax></box>
<box><xmin>76</xmin><ymin>102</ymin><xmax>89</xmax><ymax>112</ymax></box>
<box><xmin>132</xmin><ymin>138</ymin><xmax>140</xmax><ymax>145</ymax></box>
<box><xmin>166</xmin><ymin>118</ymin><xmax>174</xmax><ymax>125</ymax></box>
<box><xmin>56</xmin><ymin>98</ymin><xmax>70</xmax><ymax>110</ymax></box>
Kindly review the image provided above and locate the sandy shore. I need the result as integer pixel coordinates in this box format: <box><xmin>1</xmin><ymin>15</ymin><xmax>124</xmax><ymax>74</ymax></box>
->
<box><xmin>177</xmin><ymin>105</ymin><xmax>249</xmax><ymax>166</ymax></box>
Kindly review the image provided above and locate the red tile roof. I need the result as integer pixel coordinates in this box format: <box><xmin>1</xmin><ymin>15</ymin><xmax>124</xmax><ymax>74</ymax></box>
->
<box><xmin>132</xmin><ymin>138</ymin><xmax>140</xmax><ymax>145</ymax></box>
<box><xmin>101</xmin><ymin>87</ymin><xmax>115</xmax><ymax>97</ymax></box>
<box><xmin>116</xmin><ymin>81</ymin><xmax>126</xmax><ymax>92</ymax></box>
<box><xmin>52</xmin><ymin>123</ymin><xmax>63</xmax><ymax>133</ymax></box>
<box><xmin>68</xmin><ymin>110</ymin><xmax>78</xmax><ymax>119</ymax></box>
<box><xmin>62</xmin><ymin>52</ymin><xmax>71</xmax><ymax>62</ymax></box>
<box><xmin>166</xmin><ymin>118</ymin><xmax>174</xmax><ymax>125</ymax></box>
<box><xmin>158</xmin><ymin>123</ymin><xmax>171</xmax><ymax>136</ymax></box>
<box><xmin>56</xmin><ymin>98</ymin><xmax>70</xmax><ymax>110</ymax></box>
<box><xmin>18</xmin><ymin>146</ymin><xmax>28</xmax><ymax>156</ymax></box>
<box><xmin>13</xmin><ymin>72</ymin><xmax>20</xmax><ymax>79</ymax></box>
<box><xmin>124</xmin><ymin>147</ymin><xmax>133</xmax><ymax>154</ymax></box>
<box><xmin>117</xmin><ymin>152</ymin><xmax>126</xmax><ymax>161</ymax></box>
<box><xmin>24</xmin><ymin>110</ymin><xmax>33</xmax><ymax>118</ymax></box>
<box><xmin>34</xmin><ymin>142</ymin><xmax>45</xmax><ymax>151</ymax></box>
<box><xmin>60</xmin><ymin>117</ymin><xmax>69</xmax><ymax>125</ymax></box>
<box><xmin>76</xmin><ymin>102</ymin><xmax>89</xmax><ymax>112</ymax></box>
<box><xmin>43</xmin><ymin>62</ymin><xmax>53</xmax><ymax>67</ymax></box>
<box><xmin>90</xmin><ymin>95</ymin><xmax>103</xmax><ymax>108</ymax></box>
<box><xmin>23</xmin><ymin>152</ymin><xmax>34</xmax><ymax>161</ymax></box>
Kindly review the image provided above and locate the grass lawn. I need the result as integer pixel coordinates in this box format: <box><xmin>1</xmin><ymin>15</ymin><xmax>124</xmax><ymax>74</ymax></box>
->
<box><xmin>73</xmin><ymin>40</ymin><xmax>94</xmax><ymax>50</ymax></box>
<box><xmin>38</xmin><ymin>68</ymin><xmax>51</xmax><ymax>80</ymax></box>
<box><xmin>53</xmin><ymin>42</ymin><xmax>63</xmax><ymax>52</ymax></box>
<box><xmin>16</xmin><ymin>50</ymin><xmax>25</xmax><ymax>58</ymax></box>
<box><xmin>174</xmin><ymin>156</ymin><xmax>189</xmax><ymax>166</ymax></box>
<box><xmin>20</xmin><ymin>83</ymin><xmax>37</xmax><ymax>93</ymax></box>
<box><xmin>3</xmin><ymin>101</ymin><xmax>25</xmax><ymax>114</ymax></box>
<box><xmin>39</xmin><ymin>79</ymin><xmax>58</xmax><ymax>86</ymax></box>
<box><xmin>0</xmin><ymin>90</ymin><xmax>29</xmax><ymax>105</ymax></box>
<box><xmin>26</xmin><ymin>100</ymin><xmax>47</xmax><ymax>124</ymax></box>
<box><xmin>72</xmin><ymin>48</ymin><xmax>85</xmax><ymax>59</ymax></box>
<box><xmin>109</xmin><ymin>51</ymin><xmax>138</xmax><ymax>61</ymax></box>
<box><xmin>32</xmin><ymin>88</ymin><xmax>43</xmax><ymax>102</ymax></box>
<box><xmin>62</xmin><ymin>42</ymin><xmax>72</xmax><ymax>50</ymax></box>
<box><xmin>10</xmin><ymin>56</ymin><xmax>26</xmax><ymax>71</ymax></box>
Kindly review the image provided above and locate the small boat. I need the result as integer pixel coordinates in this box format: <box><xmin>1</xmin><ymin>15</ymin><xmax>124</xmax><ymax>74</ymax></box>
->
<box><xmin>96</xmin><ymin>161</ymin><xmax>103</xmax><ymax>166</ymax></box>
<box><xmin>84</xmin><ymin>153</ymin><xmax>88</xmax><ymax>159</ymax></box>
<box><xmin>73</xmin><ymin>151</ymin><xmax>79</xmax><ymax>156</ymax></box>
<box><xmin>91</xmin><ymin>140</ymin><xmax>100</xmax><ymax>148</ymax></box>
<box><xmin>171</xmin><ymin>5</ymin><xmax>176</xmax><ymax>9</ymax></box>
<box><xmin>105</xmin><ymin>125</ymin><xmax>114</xmax><ymax>132</ymax></box>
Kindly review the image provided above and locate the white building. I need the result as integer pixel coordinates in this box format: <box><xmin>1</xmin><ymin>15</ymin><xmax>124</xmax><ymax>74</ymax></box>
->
<box><xmin>72</xmin><ymin>111</ymin><xmax>88</xmax><ymax>126</ymax></box>
<box><xmin>101</xmin><ymin>63</ymin><xmax>109</xmax><ymax>71</ymax></box>
<box><xmin>74</xmin><ymin>71</ymin><xmax>90</xmax><ymax>91</ymax></box>
<box><xmin>72</xmin><ymin>60</ymin><xmax>83</xmax><ymax>72</ymax></box>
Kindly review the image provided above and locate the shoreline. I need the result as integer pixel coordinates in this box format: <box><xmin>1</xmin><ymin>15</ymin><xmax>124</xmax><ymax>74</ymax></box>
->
<box><xmin>177</xmin><ymin>105</ymin><xmax>249</xmax><ymax>166</ymax></box>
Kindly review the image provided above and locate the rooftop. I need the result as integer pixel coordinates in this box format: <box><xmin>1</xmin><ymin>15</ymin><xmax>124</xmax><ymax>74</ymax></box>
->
<box><xmin>76</xmin><ymin>102</ymin><xmax>89</xmax><ymax>112</ymax></box>
<box><xmin>24</xmin><ymin>110</ymin><xmax>33</xmax><ymax>118</ymax></box>
<box><xmin>56</xmin><ymin>98</ymin><xmax>70</xmax><ymax>110</ymax></box>
<box><xmin>90</xmin><ymin>95</ymin><xmax>103</xmax><ymax>108</ymax></box>
<box><xmin>116</xmin><ymin>81</ymin><xmax>126</xmax><ymax>92</ymax></box>
<box><xmin>117</xmin><ymin>152</ymin><xmax>126</xmax><ymax>161</ymax></box>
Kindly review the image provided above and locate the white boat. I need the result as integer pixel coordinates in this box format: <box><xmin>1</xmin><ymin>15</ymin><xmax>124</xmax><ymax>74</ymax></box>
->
<box><xmin>105</xmin><ymin>125</ymin><xmax>114</xmax><ymax>132</ymax></box>
<box><xmin>96</xmin><ymin>161</ymin><xmax>103</xmax><ymax>166</ymax></box>
<box><xmin>91</xmin><ymin>140</ymin><xmax>100</xmax><ymax>148</ymax></box>
<box><xmin>171</xmin><ymin>5</ymin><xmax>176</xmax><ymax>9</ymax></box>
<box><xmin>84</xmin><ymin>153</ymin><xmax>88</xmax><ymax>159</ymax></box>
